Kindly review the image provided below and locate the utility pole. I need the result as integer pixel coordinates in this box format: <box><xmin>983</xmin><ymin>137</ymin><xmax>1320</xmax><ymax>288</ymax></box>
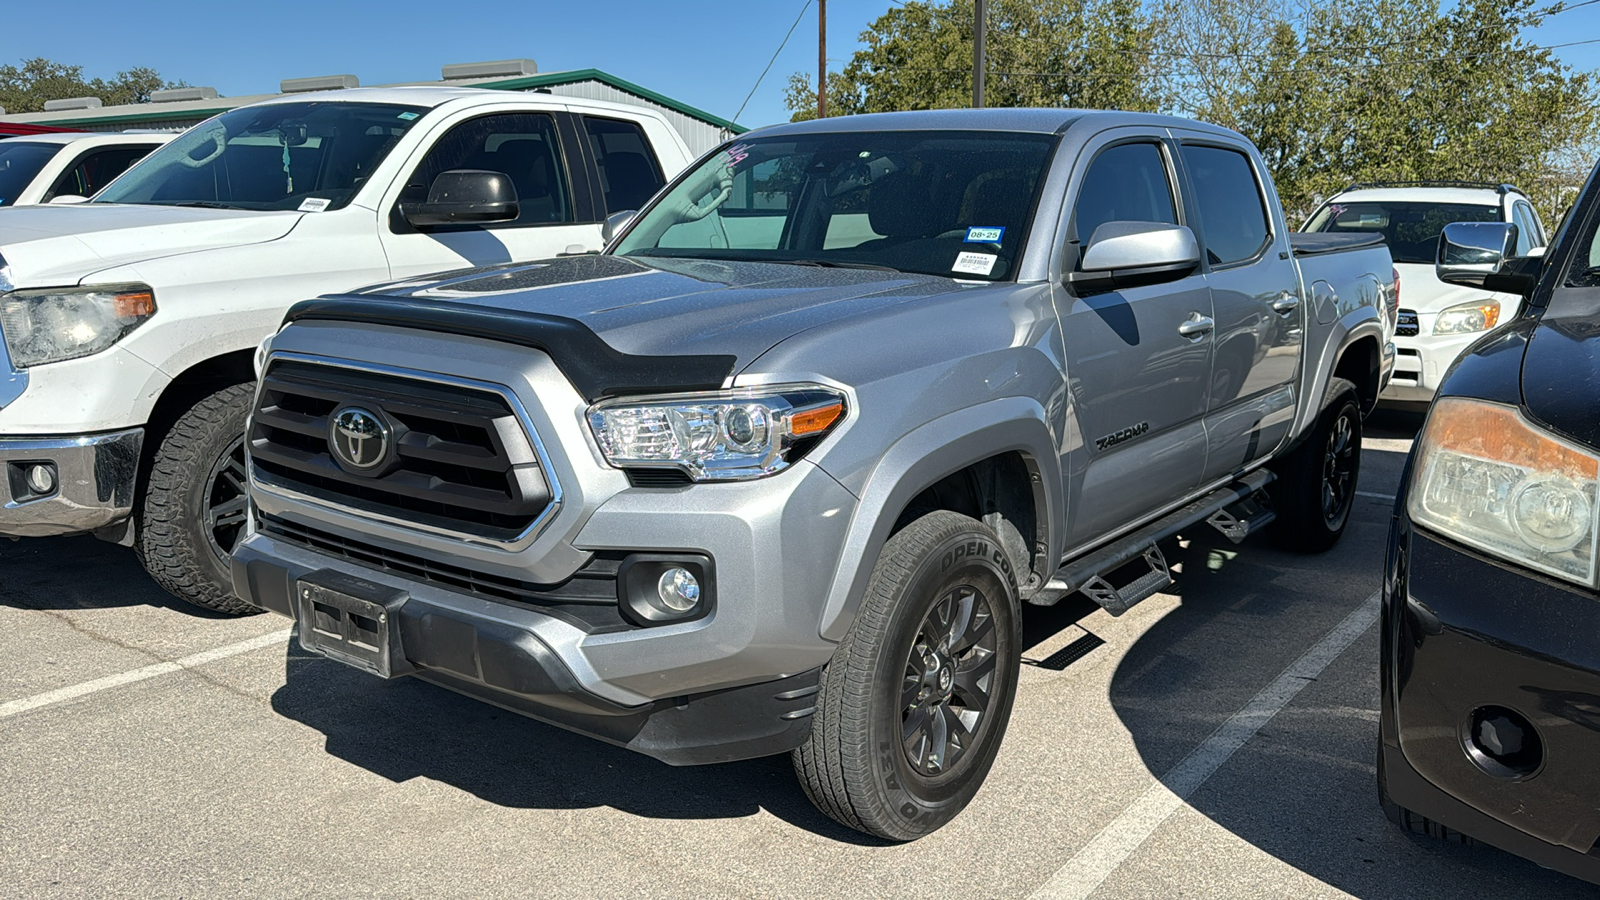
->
<box><xmin>818</xmin><ymin>0</ymin><xmax>828</xmax><ymax>119</ymax></box>
<box><xmin>973</xmin><ymin>0</ymin><xmax>987</xmax><ymax>108</ymax></box>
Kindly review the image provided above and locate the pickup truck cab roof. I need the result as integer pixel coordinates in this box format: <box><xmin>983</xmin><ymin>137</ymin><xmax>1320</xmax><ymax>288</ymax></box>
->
<box><xmin>752</xmin><ymin>107</ymin><xmax>1243</xmax><ymax>139</ymax></box>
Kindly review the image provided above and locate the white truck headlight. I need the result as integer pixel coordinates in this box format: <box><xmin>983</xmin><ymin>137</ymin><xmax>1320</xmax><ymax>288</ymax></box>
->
<box><xmin>0</xmin><ymin>285</ymin><xmax>157</xmax><ymax>368</ymax></box>
<box><xmin>588</xmin><ymin>385</ymin><xmax>846</xmax><ymax>481</ymax></box>
<box><xmin>1408</xmin><ymin>397</ymin><xmax>1600</xmax><ymax>586</ymax></box>
<box><xmin>1432</xmin><ymin>299</ymin><xmax>1500</xmax><ymax>335</ymax></box>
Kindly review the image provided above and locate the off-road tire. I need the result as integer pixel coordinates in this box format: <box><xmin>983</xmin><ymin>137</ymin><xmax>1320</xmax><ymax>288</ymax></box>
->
<box><xmin>137</xmin><ymin>382</ymin><xmax>260</xmax><ymax>615</ymax></box>
<box><xmin>1378</xmin><ymin>743</ymin><xmax>1474</xmax><ymax>845</ymax></box>
<box><xmin>793</xmin><ymin>510</ymin><xmax>1022</xmax><ymax>841</ymax></box>
<box><xmin>1273</xmin><ymin>377</ymin><xmax>1361</xmax><ymax>553</ymax></box>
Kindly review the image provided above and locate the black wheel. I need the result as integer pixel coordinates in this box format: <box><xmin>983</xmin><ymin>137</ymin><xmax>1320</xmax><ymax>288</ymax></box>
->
<box><xmin>1273</xmin><ymin>377</ymin><xmax>1361</xmax><ymax>553</ymax></box>
<box><xmin>793</xmin><ymin>510</ymin><xmax>1021</xmax><ymax>841</ymax></box>
<box><xmin>137</xmin><ymin>382</ymin><xmax>261</xmax><ymax>616</ymax></box>
<box><xmin>1378</xmin><ymin>743</ymin><xmax>1474</xmax><ymax>845</ymax></box>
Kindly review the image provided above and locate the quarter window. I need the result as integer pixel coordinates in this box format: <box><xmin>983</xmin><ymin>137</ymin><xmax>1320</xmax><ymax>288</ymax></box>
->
<box><xmin>1181</xmin><ymin>145</ymin><xmax>1270</xmax><ymax>265</ymax></box>
<box><xmin>582</xmin><ymin>117</ymin><xmax>665</xmax><ymax>215</ymax></box>
<box><xmin>1072</xmin><ymin>142</ymin><xmax>1177</xmax><ymax>258</ymax></box>
<box><xmin>400</xmin><ymin>113</ymin><xmax>572</xmax><ymax>226</ymax></box>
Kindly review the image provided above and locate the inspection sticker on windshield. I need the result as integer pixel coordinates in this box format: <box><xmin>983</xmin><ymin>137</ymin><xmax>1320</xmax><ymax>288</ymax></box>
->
<box><xmin>297</xmin><ymin>198</ymin><xmax>331</xmax><ymax>213</ymax></box>
<box><xmin>965</xmin><ymin>226</ymin><xmax>1005</xmax><ymax>243</ymax></box>
<box><xmin>397</xmin><ymin>111</ymin><xmax>420</xmax><ymax>121</ymax></box>
<box><xmin>952</xmin><ymin>252</ymin><xmax>998</xmax><ymax>276</ymax></box>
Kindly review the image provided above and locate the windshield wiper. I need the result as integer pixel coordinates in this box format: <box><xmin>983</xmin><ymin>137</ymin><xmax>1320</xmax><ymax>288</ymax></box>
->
<box><xmin>773</xmin><ymin>259</ymin><xmax>903</xmax><ymax>273</ymax></box>
<box><xmin>169</xmin><ymin>201</ymin><xmax>244</xmax><ymax>210</ymax></box>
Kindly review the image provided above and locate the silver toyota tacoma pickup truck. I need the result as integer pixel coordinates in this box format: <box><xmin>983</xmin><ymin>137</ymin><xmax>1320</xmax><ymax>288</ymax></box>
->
<box><xmin>232</xmin><ymin>109</ymin><xmax>1395</xmax><ymax>839</ymax></box>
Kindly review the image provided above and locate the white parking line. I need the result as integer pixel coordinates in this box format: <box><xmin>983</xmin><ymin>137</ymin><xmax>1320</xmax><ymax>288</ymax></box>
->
<box><xmin>0</xmin><ymin>628</ymin><xmax>292</xmax><ymax>721</ymax></box>
<box><xmin>1028</xmin><ymin>593</ymin><xmax>1381</xmax><ymax>900</ymax></box>
<box><xmin>1356</xmin><ymin>490</ymin><xmax>1396</xmax><ymax>501</ymax></box>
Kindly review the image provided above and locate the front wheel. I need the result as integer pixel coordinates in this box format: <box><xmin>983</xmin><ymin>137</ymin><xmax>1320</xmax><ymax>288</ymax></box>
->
<box><xmin>137</xmin><ymin>382</ymin><xmax>260</xmax><ymax>616</ymax></box>
<box><xmin>1273</xmin><ymin>377</ymin><xmax>1362</xmax><ymax>553</ymax></box>
<box><xmin>793</xmin><ymin>511</ymin><xmax>1022</xmax><ymax>840</ymax></box>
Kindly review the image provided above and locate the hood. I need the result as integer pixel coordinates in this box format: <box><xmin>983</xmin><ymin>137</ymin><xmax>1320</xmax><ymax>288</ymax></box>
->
<box><xmin>0</xmin><ymin>203</ymin><xmax>302</xmax><ymax>285</ymax></box>
<box><xmin>356</xmin><ymin>254</ymin><xmax>977</xmax><ymax>369</ymax></box>
<box><xmin>1520</xmin><ymin>284</ymin><xmax>1600</xmax><ymax>450</ymax></box>
<box><xmin>1394</xmin><ymin>261</ymin><xmax>1519</xmax><ymax>315</ymax></box>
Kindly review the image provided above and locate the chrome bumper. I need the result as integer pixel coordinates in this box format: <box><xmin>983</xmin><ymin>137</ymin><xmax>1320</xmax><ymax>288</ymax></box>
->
<box><xmin>0</xmin><ymin>429</ymin><xmax>144</xmax><ymax>537</ymax></box>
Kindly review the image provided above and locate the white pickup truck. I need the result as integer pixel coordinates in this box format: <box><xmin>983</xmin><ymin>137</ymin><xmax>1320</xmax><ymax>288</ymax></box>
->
<box><xmin>0</xmin><ymin>132</ymin><xmax>172</xmax><ymax>207</ymax></box>
<box><xmin>0</xmin><ymin>87</ymin><xmax>692</xmax><ymax>612</ymax></box>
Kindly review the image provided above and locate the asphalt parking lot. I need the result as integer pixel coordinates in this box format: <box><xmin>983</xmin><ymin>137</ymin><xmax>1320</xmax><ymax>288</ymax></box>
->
<box><xmin>2</xmin><ymin>408</ymin><xmax>1595</xmax><ymax>899</ymax></box>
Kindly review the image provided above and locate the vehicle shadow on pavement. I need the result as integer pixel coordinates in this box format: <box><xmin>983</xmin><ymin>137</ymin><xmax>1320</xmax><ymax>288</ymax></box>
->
<box><xmin>0</xmin><ymin>533</ymin><xmax>235</xmax><ymax>617</ymax></box>
<box><xmin>267</xmin><ymin>638</ymin><xmax>885</xmax><ymax>844</ymax></box>
<box><xmin>1103</xmin><ymin>444</ymin><xmax>1594</xmax><ymax>897</ymax></box>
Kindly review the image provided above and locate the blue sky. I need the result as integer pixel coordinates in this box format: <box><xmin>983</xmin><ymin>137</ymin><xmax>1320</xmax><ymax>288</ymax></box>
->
<box><xmin>2</xmin><ymin>0</ymin><xmax>1596</xmax><ymax>131</ymax></box>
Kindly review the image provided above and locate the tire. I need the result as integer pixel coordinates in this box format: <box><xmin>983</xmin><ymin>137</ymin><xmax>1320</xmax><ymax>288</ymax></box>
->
<box><xmin>1273</xmin><ymin>377</ymin><xmax>1361</xmax><ymax>553</ymax></box>
<box><xmin>137</xmin><ymin>382</ymin><xmax>260</xmax><ymax>616</ymax></box>
<box><xmin>1378</xmin><ymin>743</ymin><xmax>1474</xmax><ymax>845</ymax></box>
<box><xmin>793</xmin><ymin>510</ymin><xmax>1022</xmax><ymax>841</ymax></box>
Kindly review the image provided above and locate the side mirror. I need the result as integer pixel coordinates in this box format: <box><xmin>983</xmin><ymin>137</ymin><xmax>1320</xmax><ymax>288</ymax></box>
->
<box><xmin>1069</xmin><ymin>221</ymin><xmax>1201</xmax><ymax>291</ymax></box>
<box><xmin>601</xmin><ymin>209</ymin><xmax>637</xmax><ymax>244</ymax></box>
<box><xmin>1436</xmin><ymin>221</ymin><xmax>1517</xmax><ymax>288</ymax></box>
<box><xmin>401</xmin><ymin>169</ymin><xmax>519</xmax><ymax>228</ymax></box>
<box><xmin>47</xmin><ymin>195</ymin><xmax>90</xmax><ymax>205</ymax></box>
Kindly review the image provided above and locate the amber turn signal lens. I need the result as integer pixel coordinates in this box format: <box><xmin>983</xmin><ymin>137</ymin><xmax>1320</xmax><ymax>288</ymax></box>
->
<box><xmin>790</xmin><ymin>402</ymin><xmax>844</xmax><ymax>437</ymax></box>
<box><xmin>1420</xmin><ymin>397</ymin><xmax>1599</xmax><ymax>482</ymax></box>
<box><xmin>113</xmin><ymin>290</ymin><xmax>156</xmax><ymax>318</ymax></box>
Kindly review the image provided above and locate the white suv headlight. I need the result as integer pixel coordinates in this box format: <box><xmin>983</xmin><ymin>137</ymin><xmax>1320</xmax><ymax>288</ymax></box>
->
<box><xmin>588</xmin><ymin>385</ymin><xmax>846</xmax><ymax>481</ymax></box>
<box><xmin>1409</xmin><ymin>397</ymin><xmax>1599</xmax><ymax>586</ymax></box>
<box><xmin>0</xmin><ymin>284</ymin><xmax>157</xmax><ymax>368</ymax></box>
<box><xmin>1433</xmin><ymin>299</ymin><xmax>1501</xmax><ymax>335</ymax></box>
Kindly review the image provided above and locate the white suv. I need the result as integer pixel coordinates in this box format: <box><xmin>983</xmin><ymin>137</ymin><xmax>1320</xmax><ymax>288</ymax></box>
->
<box><xmin>1304</xmin><ymin>182</ymin><xmax>1547</xmax><ymax>402</ymax></box>
<box><xmin>0</xmin><ymin>132</ymin><xmax>172</xmax><ymax>207</ymax></box>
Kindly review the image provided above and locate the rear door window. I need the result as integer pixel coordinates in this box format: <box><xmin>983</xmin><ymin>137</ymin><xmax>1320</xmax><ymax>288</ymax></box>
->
<box><xmin>1180</xmin><ymin>144</ymin><xmax>1270</xmax><ymax>266</ymax></box>
<box><xmin>1071</xmin><ymin>142</ymin><xmax>1177</xmax><ymax>266</ymax></box>
<box><xmin>45</xmin><ymin>145</ymin><xmax>158</xmax><ymax>200</ymax></box>
<box><xmin>582</xmin><ymin>116</ymin><xmax>665</xmax><ymax>215</ymax></box>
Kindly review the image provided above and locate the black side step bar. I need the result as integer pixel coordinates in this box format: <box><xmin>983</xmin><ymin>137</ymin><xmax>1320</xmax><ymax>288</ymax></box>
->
<box><xmin>1031</xmin><ymin>469</ymin><xmax>1276</xmax><ymax>614</ymax></box>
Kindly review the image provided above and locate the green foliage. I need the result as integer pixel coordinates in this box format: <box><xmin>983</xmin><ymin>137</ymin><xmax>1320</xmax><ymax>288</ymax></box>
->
<box><xmin>784</xmin><ymin>0</ymin><xmax>1599</xmax><ymax>225</ymax></box>
<box><xmin>784</xmin><ymin>0</ymin><xmax>1162</xmax><ymax>120</ymax></box>
<box><xmin>0</xmin><ymin>58</ymin><xmax>186</xmax><ymax>114</ymax></box>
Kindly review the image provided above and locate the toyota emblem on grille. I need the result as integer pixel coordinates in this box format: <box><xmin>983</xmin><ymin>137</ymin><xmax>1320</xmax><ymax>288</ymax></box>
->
<box><xmin>329</xmin><ymin>407</ymin><xmax>390</xmax><ymax>472</ymax></box>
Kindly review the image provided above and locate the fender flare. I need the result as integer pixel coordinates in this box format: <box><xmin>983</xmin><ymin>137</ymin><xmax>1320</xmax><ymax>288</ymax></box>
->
<box><xmin>816</xmin><ymin>396</ymin><xmax>1062</xmax><ymax>641</ymax></box>
<box><xmin>1294</xmin><ymin>305</ymin><xmax>1388</xmax><ymax>441</ymax></box>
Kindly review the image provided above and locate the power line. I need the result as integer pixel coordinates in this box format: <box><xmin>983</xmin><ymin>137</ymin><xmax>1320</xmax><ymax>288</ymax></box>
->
<box><xmin>734</xmin><ymin>0</ymin><xmax>813</xmax><ymax>123</ymax></box>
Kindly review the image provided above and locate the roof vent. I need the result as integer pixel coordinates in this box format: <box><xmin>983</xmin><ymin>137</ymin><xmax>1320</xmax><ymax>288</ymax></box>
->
<box><xmin>43</xmin><ymin>97</ymin><xmax>102</xmax><ymax>111</ymax></box>
<box><xmin>279</xmin><ymin>75</ymin><xmax>359</xmax><ymax>94</ymax></box>
<box><xmin>151</xmin><ymin>86</ymin><xmax>219</xmax><ymax>103</ymax></box>
<box><xmin>0</xmin><ymin>106</ymin><xmax>6</xmax><ymax>116</ymax></box>
<box><xmin>441</xmin><ymin>59</ymin><xmax>538</xmax><ymax>80</ymax></box>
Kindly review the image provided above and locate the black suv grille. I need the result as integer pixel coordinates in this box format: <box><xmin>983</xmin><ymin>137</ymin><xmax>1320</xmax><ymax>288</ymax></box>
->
<box><xmin>1396</xmin><ymin>309</ymin><xmax>1419</xmax><ymax>337</ymax></box>
<box><xmin>250</xmin><ymin>360</ymin><xmax>552</xmax><ymax>540</ymax></box>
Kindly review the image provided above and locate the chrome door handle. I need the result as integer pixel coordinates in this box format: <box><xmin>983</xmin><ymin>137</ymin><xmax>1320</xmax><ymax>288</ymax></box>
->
<box><xmin>1272</xmin><ymin>292</ymin><xmax>1300</xmax><ymax>314</ymax></box>
<box><xmin>1178</xmin><ymin>313</ymin><xmax>1215</xmax><ymax>339</ymax></box>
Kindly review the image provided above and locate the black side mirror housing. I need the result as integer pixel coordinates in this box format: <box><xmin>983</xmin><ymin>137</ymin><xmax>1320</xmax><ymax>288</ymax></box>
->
<box><xmin>402</xmin><ymin>169</ymin><xmax>519</xmax><ymax>228</ymax></box>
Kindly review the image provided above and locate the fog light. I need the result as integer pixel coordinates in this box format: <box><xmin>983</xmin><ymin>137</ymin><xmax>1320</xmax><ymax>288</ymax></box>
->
<box><xmin>1463</xmin><ymin>705</ymin><xmax>1543</xmax><ymax>779</ymax></box>
<box><xmin>617</xmin><ymin>554</ymin><xmax>715</xmax><ymax>626</ymax></box>
<box><xmin>657</xmin><ymin>567</ymin><xmax>700</xmax><ymax>612</ymax></box>
<box><xmin>26</xmin><ymin>464</ymin><xmax>55</xmax><ymax>495</ymax></box>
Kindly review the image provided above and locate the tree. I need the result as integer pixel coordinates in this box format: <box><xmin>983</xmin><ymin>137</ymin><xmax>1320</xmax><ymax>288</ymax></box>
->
<box><xmin>785</xmin><ymin>0</ymin><xmax>1162</xmax><ymax>121</ymax></box>
<box><xmin>0</xmin><ymin>58</ymin><xmax>186</xmax><ymax>114</ymax></box>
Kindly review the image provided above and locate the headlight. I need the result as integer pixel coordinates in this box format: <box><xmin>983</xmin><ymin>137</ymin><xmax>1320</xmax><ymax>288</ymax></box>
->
<box><xmin>1433</xmin><ymin>299</ymin><xmax>1500</xmax><ymax>335</ymax></box>
<box><xmin>588</xmin><ymin>385</ymin><xmax>846</xmax><ymax>481</ymax></box>
<box><xmin>0</xmin><ymin>285</ymin><xmax>157</xmax><ymax>368</ymax></box>
<box><xmin>1408</xmin><ymin>397</ymin><xmax>1599</xmax><ymax>586</ymax></box>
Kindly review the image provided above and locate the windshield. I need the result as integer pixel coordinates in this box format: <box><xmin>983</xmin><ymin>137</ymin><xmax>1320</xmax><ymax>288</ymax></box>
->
<box><xmin>96</xmin><ymin>101</ymin><xmax>426</xmax><ymax>211</ymax></box>
<box><xmin>1305</xmin><ymin>200</ymin><xmax>1501</xmax><ymax>264</ymax></box>
<box><xmin>613</xmin><ymin>130</ymin><xmax>1057</xmax><ymax>281</ymax></box>
<box><xmin>0</xmin><ymin>142</ymin><xmax>60</xmax><ymax>207</ymax></box>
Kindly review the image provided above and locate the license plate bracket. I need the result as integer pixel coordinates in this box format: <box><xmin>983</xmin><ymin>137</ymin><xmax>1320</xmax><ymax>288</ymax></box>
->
<box><xmin>295</xmin><ymin>569</ymin><xmax>412</xmax><ymax>679</ymax></box>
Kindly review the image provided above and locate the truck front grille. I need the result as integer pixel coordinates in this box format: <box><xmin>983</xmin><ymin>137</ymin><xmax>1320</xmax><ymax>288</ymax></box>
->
<box><xmin>1396</xmin><ymin>309</ymin><xmax>1419</xmax><ymax>336</ymax></box>
<box><xmin>249</xmin><ymin>359</ymin><xmax>553</xmax><ymax>541</ymax></box>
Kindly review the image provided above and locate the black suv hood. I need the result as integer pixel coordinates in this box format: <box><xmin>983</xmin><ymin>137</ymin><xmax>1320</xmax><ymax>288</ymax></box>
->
<box><xmin>1521</xmin><ymin>286</ymin><xmax>1600</xmax><ymax>449</ymax></box>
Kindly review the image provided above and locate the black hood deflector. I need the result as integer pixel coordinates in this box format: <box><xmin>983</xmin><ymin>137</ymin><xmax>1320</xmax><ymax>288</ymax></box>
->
<box><xmin>284</xmin><ymin>295</ymin><xmax>736</xmax><ymax>402</ymax></box>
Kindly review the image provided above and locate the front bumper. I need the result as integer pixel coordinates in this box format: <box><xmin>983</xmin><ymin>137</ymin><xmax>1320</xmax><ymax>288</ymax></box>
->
<box><xmin>233</xmin><ymin>532</ymin><xmax>823</xmax><ymax>765</ymax></box>
<box><xmin>1381</xmin><ymin>330</ymin><xmax>1489</xmax><ymax>402</ymax></box>
<box><xmin>0</xmin><ymin>429</ymin><xmax>143</xmax><ymax>537</ymax></box>
<box><xmin>1381</xmin><ymin>515</ymin><xmax>1600</xmax><ymax>884</ymax></box>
